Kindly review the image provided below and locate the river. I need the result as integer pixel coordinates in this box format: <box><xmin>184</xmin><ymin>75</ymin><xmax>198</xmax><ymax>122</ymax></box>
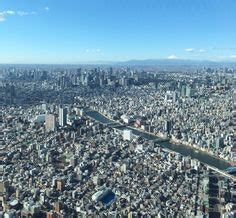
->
<box><xmin>86</xmin><ymin>110</ymin><xmax>231</xmax><ymax>171</ymax></box>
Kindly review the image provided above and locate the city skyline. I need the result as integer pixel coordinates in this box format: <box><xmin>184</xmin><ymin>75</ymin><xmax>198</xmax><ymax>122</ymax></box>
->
<box><xmin>0</xmin><ymin>0</ymin><xmax>236</xmax><ymax>64</ymax></box>
<box><xmin>1</xmin><ymin>1</ymin><xmax>235</xmax><ymax>216</ymax></box>
<box><xmin>0</xmin><ymin>64</ymin><xmax>235</xmax><ymax>217</ymax></box>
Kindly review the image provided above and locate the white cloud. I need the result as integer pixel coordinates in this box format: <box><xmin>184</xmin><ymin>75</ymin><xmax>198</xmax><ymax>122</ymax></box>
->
<box><xmin>0</xmin><ymin>11</ymin><xmax>15</xmax><ymax>22</ymax></box>
<box><xmin>185</xmin><ymin>48</ymin><xmax>194</xmax><ymax>52</ymax></box>
<box><xmin>85</xmin><ymin>48</ymin><xmax>101</xmax><ymax>53</ymax></box>
<box><xmin>199</xmin><ymin>49</ymin><xmax>207</xmax><ymax>53</ymax></box>
<box><xmin>45</xmin><ymin>7</ymin><xmax>50</xmax><ymax>11</ymax></box>
<box><xmin>17</xmin><ymin>11</ymin><xmax>29</xmax><ymax>16</ymax></box>
<box><xmin>230</xmin><ymin>55</ymin><xmax>236</xmax><ymax>59</ymax></box>
<box><xmin>3</xmin><ymin>10</ymin><xmax>15</xmax><ymax>15</ymax></box>
<box><xmin>167</xmin><ymin>54</ymin><xmax>178</xmax><ymax>60</ymax></box>
<box><xmin>185</xmin><ymin>48</ymin><xmax>207</xmax><ymax>53</ymax></box>
<box><xmin>0</xmin><ymin>9</ymin><xmax>37</xmax><ymax>22</ymax></box>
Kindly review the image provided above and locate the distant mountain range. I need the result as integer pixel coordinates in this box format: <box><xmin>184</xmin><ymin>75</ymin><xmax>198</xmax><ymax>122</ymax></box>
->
<box><xmin>95</xmin><ymin>59</ymin><xmax>236</xmax><ymax>66</ymax></box>
<box><xmin>1</xmin><ymin>59</ymin><xmax>236</xmax><ymax>67</ymax></box>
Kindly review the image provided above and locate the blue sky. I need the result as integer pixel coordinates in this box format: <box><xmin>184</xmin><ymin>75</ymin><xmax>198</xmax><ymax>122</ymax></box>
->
<box><xmin>0</xmin><ymin>0</ymin><xmax>236</xmax><ymax>63</ymax></box>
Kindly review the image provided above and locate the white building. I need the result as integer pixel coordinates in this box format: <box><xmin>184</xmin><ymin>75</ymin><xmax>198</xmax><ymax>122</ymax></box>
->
<box><xmin>59</xmin><ymin>107</ymin><xmax>67</xmax><ymax>126</ymax></box>
<box><xmin>123</xmin><ymin>129</ymin><xmax>133</xmax><ymax>141</ymax></box>
<box><xmin>45</xmin><ymin>114</ymin><xmax>56</xmax><ymax>131</ymax></box>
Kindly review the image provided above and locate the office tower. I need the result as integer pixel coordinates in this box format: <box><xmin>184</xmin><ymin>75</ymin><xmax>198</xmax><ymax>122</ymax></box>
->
<box><xmin>164</xmin><ymin>120</ymin><xmax>172</xmax><ymax>134</ymax></box>
<box><xmin>121</xmin><ymin>77</ymin><xmax>129</xmax><ymax>86</ymax></box>
<box><xmin>181</xmin><ymin>85</ymin><xmax>186</xmax><ymax>97</ymax></box>
<box><xmin>186</xmin><ymin>86</ymin><xmax>192</xmax><ymax>98</ymax></box>
<box><xmin>41</xmin><ymin>71</ymin><xmax>48</xmax><ymax>80</ymax></box>
<box><xmin>45</xmin><ymin>114</ymin><xmax>56</xmax><ymax>131</ymax></box>
<box><xmin>109</xmin><ymin>67</ymin><xmax>113</xmax><ymax>74</ymax></box>
<box><xmin>58</xmin><ymin>76</ymin><xmax>67</xmax><ymax>89</ymax></box>
<box><xmin>100</xmin><ymin>78</ymin><xmax>105</xmax><ymax>87</ymax></box>
<box><xmin>83</xmin><ymin>75</ymin><xmax>89</xmax><ymax>86</ymax></box>
<box><xmin>9</xmin><ymin>85</ymin><xmax>15</xmax><ymax>104</ymax></box>
<box><xmin>173</xmin><ymin>91</ymin><xmax>178</xmax><ymax>103</ymax></box>
<box><xmin>59</xmin><ymin>107</ymin><xmax>67</xmax><ymax>126</ymax></box>
<box><xmin>5</xmin><ymin>84</ymin><xmax>15</xmax><ymax>104</ymax></box>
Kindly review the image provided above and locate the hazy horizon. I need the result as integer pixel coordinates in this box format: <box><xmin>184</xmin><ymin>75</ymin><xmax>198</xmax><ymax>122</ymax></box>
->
<box><xmin>1</xmin><ymin>58</ymin><xmax>236</xmax><ymax>66</ymax></box>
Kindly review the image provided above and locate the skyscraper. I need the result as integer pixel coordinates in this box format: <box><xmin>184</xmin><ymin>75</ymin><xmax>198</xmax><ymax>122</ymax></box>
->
<box><xmin>45</xmin><ymin>114</ymin><xmax>56</xmax><ymax>131</ymax></box>
<box><xmin>172</xmin><ymin>91</ymin><xmax>178</xmax><ymax>103</ymax></box>
<box><xmin>164</xmin><ymin>120</ymin><xmax>172</xmax><ymax>134</ymax></box>
<box><xmin>181</xmin><ymin>85</ymin><xmax>186</xmax><ymax>97</ymax></box>
<box><xmin>186</xmin><ymin>86</ymin><xmax>192</xmax><ymax>98</ymax></box>
<box><xmin>5</xmin><ymin>84</ymin><xmax>15</xmax><ymax>105</ymax></box>
<box><xmin>59</xmin><ymin>107</ymin><xmax>67</xmax><ymax>126</ymax></box>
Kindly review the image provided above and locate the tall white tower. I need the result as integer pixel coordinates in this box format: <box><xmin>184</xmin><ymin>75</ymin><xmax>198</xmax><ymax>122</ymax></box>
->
<box><xmin>59</xmin><ymin>107</ymin><xmax>67</xmax><ymax>126</ymax></box>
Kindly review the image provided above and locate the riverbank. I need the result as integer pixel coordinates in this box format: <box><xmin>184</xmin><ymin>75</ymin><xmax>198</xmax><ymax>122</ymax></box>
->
<box><xmin>86</xmin><ymin>110</ymin><xmax>231</xmax><ymax>170</ymax></box>
<box><xmin>170</xmin><ymin>137</ymin><xmax>231</xmax><ymax>166</ymax></box>
<box><xmin>90</xmin><ymin>109</ymin><xmax>231</xmax><ymax>167</ymax></box>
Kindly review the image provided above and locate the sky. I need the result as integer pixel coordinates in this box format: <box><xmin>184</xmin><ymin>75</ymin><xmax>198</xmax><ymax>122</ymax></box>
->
<box><xmin>0</xmin><ymin>0</ymin><xmax>236</xmax><ymax>64</ymax></box>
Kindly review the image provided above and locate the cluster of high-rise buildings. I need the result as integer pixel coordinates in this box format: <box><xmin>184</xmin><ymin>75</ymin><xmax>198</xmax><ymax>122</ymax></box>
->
<box><xmin>45</xmin><ymin>107</ymin><xmax>67</xmax><ymax>132</ymax></box>
<box><xmin>0</xmin><ymin>65</ymin><xmax>235</xmax><ymax>217</ymax></box>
